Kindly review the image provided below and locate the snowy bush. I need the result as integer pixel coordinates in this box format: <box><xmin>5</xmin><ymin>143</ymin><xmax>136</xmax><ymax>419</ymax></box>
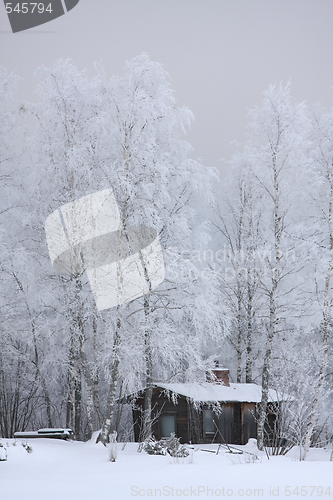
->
<box><xmin>143</xmin><ymin>434</ymin><xmax>189</xmax><ymax>458</ymax></box>
<box><xmin>22</xmin><ymin>442</ymin><xmax>33</xmax><ymax>454</ymax></box>
<box><xmin>143</xmin><ymin>438</ymin><xmax>167</xmax><ymax>455</ymax></box>
<box><xmin>164</xmin><ymin>434</ymin><xmax>190</xmax><ymax>458</ymax></box>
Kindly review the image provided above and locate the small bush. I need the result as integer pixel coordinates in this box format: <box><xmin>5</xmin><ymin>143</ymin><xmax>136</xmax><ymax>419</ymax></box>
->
<box><xmin>22</xmin><ymin>442</ymin><xmax>33</xmax><ymax>454</ymax></box>
<box><xmin>144</xmin><ymin>438</ymin><xmax>167</xmax><ymax>455</ymax></box>
<box><xmin>143</xmin><ymin>434</ymin><xmax>189</xmax><ymax>457</ymax></box>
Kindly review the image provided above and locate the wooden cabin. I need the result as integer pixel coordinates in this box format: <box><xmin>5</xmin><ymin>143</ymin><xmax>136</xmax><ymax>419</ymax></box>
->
<box><xmin>133</xmin><ymin>369</ymin><xmax>279</xmax><ymax>445</ymax></box>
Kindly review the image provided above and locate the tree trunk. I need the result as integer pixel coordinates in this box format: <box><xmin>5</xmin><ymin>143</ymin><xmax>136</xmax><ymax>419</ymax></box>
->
<box><xmin>80</xmin><ymin>347</ymin><xmax>97</xmax><ymax>434</ymax></box>
<box><xmin>96</xmin><ymin>318</ymin><xmax>121</xmax><ymax>445</ymax></box>
<box><xmin>92</xmin><ymin>315</ymin><xmax>100</xmax><ymax>428</ymax></box>
<box><xmin>40</xmin><ymin>376</ymin><xmax>52</xmax><ymax>428</ymax></box>
<box><xmin>257</xmin><ymin>291</ymin><xmax>275</xmax><ymax>450</ymax></box>
<box><xmin>141</xmin><ymin>296</ymin><xmax>154</xmax><ymax>441</ymax></box>
<box><xmin>141</xmin><ymin>326</ymin><xmax>154</xmax><ymax>441</ymax></box>
<box><xmin>66</xmin><ymin>358</ymin><xmax>82</xmax><ymax>437</ymax></box>
<box><xmin>74</xmin><ymin>379</ymin><xmax>82</xmax><ymax>437</ymax></box>
<box><xmin>236</xmin><ymin>290</ymin><xmax>242</xmax><ymax>383</ymax></box>
<box><xmin>112</xmin><ymin>381</ymin><xmax>126</xmax><ymax>438</ymax></box>
<box><xmin>66</xmin><ymin>274</ymin><xmax>84</xmax><ymax>439</ymax></box>
<box><xmin>245</xmin><ymin>284</ymin><xmax>253</xmax><ymax>384</ymax></box>
<box><xmin>257</xmin><ymin>158</ymin><xmax>280</xmax><ymax>451</ymax></box>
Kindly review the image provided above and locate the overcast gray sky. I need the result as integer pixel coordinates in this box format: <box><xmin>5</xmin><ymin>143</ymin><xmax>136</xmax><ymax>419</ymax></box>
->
<box><xmin>1</xmin><ymin>0</ymin><xmax>333</xmax><ymax>174</ymax></box>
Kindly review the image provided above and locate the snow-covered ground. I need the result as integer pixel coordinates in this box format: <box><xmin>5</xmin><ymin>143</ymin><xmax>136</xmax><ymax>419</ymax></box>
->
<box><xmin>0</xmin><ymin>436</ymin><xmax>332</xmax><ymax>499</ymax></box>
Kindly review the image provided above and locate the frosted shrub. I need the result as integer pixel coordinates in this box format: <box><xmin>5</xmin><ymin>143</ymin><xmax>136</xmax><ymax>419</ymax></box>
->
<box><xmin>143</xmin><ymin>438</ymin><xmax>167</xmax><ymax>456</ymax></box>
<box><xmin>143</xmin><ymin>434</ymin><xmax>189</xmax><ymax>458</ymax></box>
<box><xmin>165</xmin><ymin>434</ymin><xmax>189</xmax><ymax>458</ymax></box>
<box><xmin>22</xmin><ymin>442</ymin><xmax>33</xmax><ymax>454</ymax></box>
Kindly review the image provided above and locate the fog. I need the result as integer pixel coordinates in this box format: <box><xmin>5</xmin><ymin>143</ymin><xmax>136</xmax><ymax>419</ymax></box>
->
<box><xmin>1</xmin><ymin>0</ymin><xmax>333</xmax><ymax>174</ymax></box>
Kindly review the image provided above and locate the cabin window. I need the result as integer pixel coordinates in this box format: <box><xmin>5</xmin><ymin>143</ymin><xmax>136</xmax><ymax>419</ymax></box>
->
<box><xmin>160</xmin><ymin>414</ymin><xmax>176</xmax><ymax>437</ymax></box>
<box><xmin>204</xmin><ymin>409</ymin><xmax>215</xmax><ymax>434</ymax></box>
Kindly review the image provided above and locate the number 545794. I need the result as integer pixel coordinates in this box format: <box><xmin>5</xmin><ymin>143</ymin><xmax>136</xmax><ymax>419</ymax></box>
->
<box><xmin>5</xmin><ymin>3</ymin><xmax>53</xmax><ymax>14</ymax></box>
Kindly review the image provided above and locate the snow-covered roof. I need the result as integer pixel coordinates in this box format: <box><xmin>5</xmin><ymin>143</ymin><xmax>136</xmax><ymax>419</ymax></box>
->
<box><xmin>156</xmin><ymin>382</ymin><xmax>279</xmax><ymax>403</ymax></box>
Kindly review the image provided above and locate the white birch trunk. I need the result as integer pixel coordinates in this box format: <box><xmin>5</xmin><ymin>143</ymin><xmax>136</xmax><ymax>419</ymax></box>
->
<box><xmin>257</xmin><ymin>156</ymin><xmax>280</xmax><ymax>451</ymax></box>
<box><xmin>96</xmin><ymin>319</ymin><xmax>121</xmax><ymax>445</ymax></box>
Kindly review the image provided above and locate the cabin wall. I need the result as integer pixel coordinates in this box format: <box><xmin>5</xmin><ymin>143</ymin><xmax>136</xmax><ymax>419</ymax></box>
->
<box><xmin>264</xmin><ymin>402</ymin><xmax>279</xmax><ymax>446</ymax></box>
<box><xmin>187</xmin><ymin>400</ymin><xmax>202</xmax><ymax>444</ymax></box>
<box><xmin>242</xmin><ymin>403</ymin><xmax>257</xmax><ymax>444</ymax></box>
<box><xmin>201</xmin><ymin>403</ymin><xmax>241</xmax><ymax>444</ymax></box>
<box><xmin>132</xmin><ymin>388</ymin><xmax>275</xmax><ymax>445</ymax></box>
<box><xmin>200</xmin><ymin>402</ymin><xmax>257</xmax><ymax>445</ymax></box>
<box><xmin>133</xmin><ymin>389</ymin><xmax>189</xmax><ymax>443</ymax></box>
<box><xmin>155</xmin><ymin>394</ymin><xmax>188</xmax><ymax>442</ymax></box>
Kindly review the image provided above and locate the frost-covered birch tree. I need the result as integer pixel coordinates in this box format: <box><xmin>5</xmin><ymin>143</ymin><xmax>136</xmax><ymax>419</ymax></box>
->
<box><xmin>0</xmin><ymin>68</ymin><xmax>32</xmax><ymax>437</ymax></box>
<box><xmin>28</xmin><ymin>56</ymin><xmax>222</xmax><ymax>444</ymax></box>
<box><xmin>244</xmin><ymin>83</ymin><xmax>308</xmax><ymax>450</ymax></box>
<box><xmin>30</xmin><ymin>59</ymin><xmax>111</xmax><ymax>438</ymax></box>
<box><xmin>0</xmin><ymin>70</ymin><xmax>55</xmax><ymax>437</ymax></box>
<box><xmin>96</xmin><ymin>54</ymin><xmax>222</xmax><ymax>444</ymax></box>
<box><xmin>214</xmin><ymin>156</ymin><xmax>264</xmax><ymax>383</ymax></box>
<box><xmin>301</xmin><ymin>103</ymin><xmax>333</xmax><ymax>458</ymax></box>
<box><xmin>270</xmin><ymin>325</ymin><xmax>331</xmax><ymax>458</ymax></box>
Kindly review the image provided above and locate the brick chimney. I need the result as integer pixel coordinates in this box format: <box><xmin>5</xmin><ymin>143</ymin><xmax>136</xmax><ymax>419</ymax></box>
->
<box><xmin>206</xmin><ymin>368</ymin><xmax>230</xmax><ymax>387</ymax></box>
